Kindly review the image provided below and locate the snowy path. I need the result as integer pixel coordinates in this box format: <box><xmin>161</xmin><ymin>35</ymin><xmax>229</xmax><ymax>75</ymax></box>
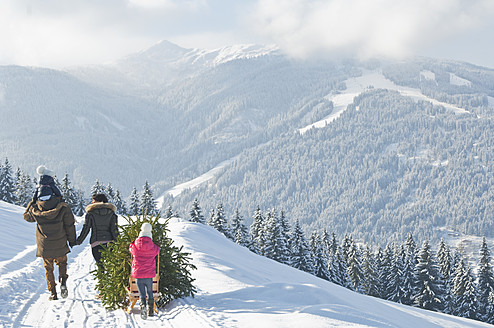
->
<box><xmin>11</xmin><ymin>241</ymin><xmax>220</xmax><ymax>328</ymax></box>
<box><xmin>0</xmin><ymin>215</ymin><xmax>224</xmax><ymax>328</ymax></box>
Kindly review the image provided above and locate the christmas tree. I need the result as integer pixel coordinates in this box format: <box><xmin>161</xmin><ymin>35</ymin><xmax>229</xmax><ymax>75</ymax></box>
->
<box><xmin>94</xmin><ymin>213</ymin><xmax>196</xmax><ymax>310</ymax></box>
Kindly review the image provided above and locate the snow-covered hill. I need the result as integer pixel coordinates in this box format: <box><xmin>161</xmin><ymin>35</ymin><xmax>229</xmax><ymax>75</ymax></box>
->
<box><xmin>0</xmin><ymin>200</ymin><xmax>490</xmax><ymax>328</ymax></box>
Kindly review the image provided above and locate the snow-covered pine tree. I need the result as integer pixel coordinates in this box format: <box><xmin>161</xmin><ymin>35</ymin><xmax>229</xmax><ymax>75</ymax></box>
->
<box><xmin>346</xmin><ymin>240</ymin><xmax>364</xmax><ymax>293</ymax></box>
<box><xmin>208</xmin><ymin>203</ymin><xmax>232</xmax><ymax>239</ymax></box>
<box><xmin>387</xmin><ymin>245</ymin><xmax>406</xmax><ymax>303</ymax></box>
<box><xmin>91</xmin><ymin>179</ymin><xmax>105</xmax><ymax>195</ymax></box>
<box><xmin>231</xmin><ymin>208</ymin><xmax>250</xmax><ymax>247</ymax></box>
<box><xmin>73</xmin><ymin>190</ymin><xmax>86</xmax><ymax>216</ymax></box>
<box><xmin>60</xmin><ymin>173</ymin><xmax>77</xmax><ymax>208</ymax></box>
<box><xmin>189</xmin><ymin>198</ymin><xmax>205</xmax><ymax>224</ymax></box>
<box><xmin>320</xmin><ymin>229</ymin><xmax>329</xmax><ymax>254</ymax></box>
<box><xmin>379</xmin><ymin>243</ymin><xmax>395</xmax><ymax>300</ymax></box>
<box><xmin>451</xmin><ymin>256</ymin><xmax>478</xmax><ymax>320</ymax></box>
<box><xmin>437</xmin><ymin>239</ymin><xmax>452</xmax><ymax>282</ymax></box>
<box><xmin>413</xmin><ymin>240</ymin><xmax>445</xmax><ymax>312</ymax></box>
<box><xmin>279</xmin><ymin>210</ymin><xmax>291</xmax><ymax>251</ymax></box>
<box><xmin>263</xmin><ymin>209</ymin><xmax>290</xmax><ymax>264</ymax></box>
<box><xmin>95</xmin><ymin>213</ymin><xmax>196</xmax><ymax>310</ymax></box>
<box><xmin>329</xmin><ymin>232</ymin><xmax>339</xmax><ymax>256</ymax></box>
<box><xmin>141</xmin><ymin>180</ymin><xmax>157</xmax><ymax>215</ymax></box>
<box><xmin>106</xmin><ymin>183</ymin><xmax>116</xmax><ymax>204</ymax></box>
<box><xmin>14</xmin><ymin>168</ymin><xmax>22</xmax><ymax>205</ymax></box>
<box><xmin>437</xmin><ymin>238</ymin><xmax>453</xmax><ymax>314</ymax></box>
<box><xmin>309</xmin><ymin>232</ymin><xmax>330</xmax><ymax>280</ymax></box>
<box><xmin>249</xmin><ymin>206</ymin><xmax>265</xmax><ymax>255</ymax></box>
<box><xmin>15</xmin><ymin>169</ymin><xmax>33</xmax><ymax>207</ymax></box>
<box><xmin>329</xmin><ymin>245</ymin><xmax>351</xmax><ymax>288</ymax></box>
<box><xmin>0</xmin><ymin>158</ymin><xmax>16</xmax><ymax>204</ymax></box>
<box><xmin>129</xmin><ymin>187</ymin><xmax>140</xmax><ymax>216</ymax></box>
<box><xmin>164</xmin><ymin>204</ymin><xmax>174</xmax><ymax>219</ymax></box>
<box><xmin>320</xmin><ymin>229</ymin><xmax>334</xmax><ymax>258</ymax></box>
<box><xmin>361</xmin><ymin>246</ymin><xmax>380</xmax><ymax>297</ymax></box>
<box><xmin>373</xmin><ymin>247</ymin><xmax>384</xmax><ymax>295</ymax></box>
<box><xmin>401</xmin><ymin>235</ymin><xmax>418</xmax><ymax>305</ymax></box>
<box><xmin>476</xmin><ymin>238</ymin><xmax>494</xmax><ymax>323</ymax></box>
<box><xmin>113</xmin><ymin>189</ymin><xmax>127</xmax><ymax>215</ymax></box>
<box><xmin>289</xmin><ymin>220</ymin><xmax>313</xmax><ymax>273</ymax></box>
<box><xmin>341</xmin><ymin>234</ymin><xmax>353</xmax><ymax>263</ymax></box>
<box><xmin>404</xmin><ymin>233</ymin><xmax>417</xmax><ymax>264</ymax></box>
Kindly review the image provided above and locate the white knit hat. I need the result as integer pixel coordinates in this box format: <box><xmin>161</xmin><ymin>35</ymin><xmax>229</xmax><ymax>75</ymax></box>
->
<box><xmin>138</xmin><ymin>223</ymin><xmax>153</xmax><ymax>239</ymax></box>
<box><xmin>36</xmin><ymin>165</ymin><xmax>55</xmax><ymax>177</ymax></box>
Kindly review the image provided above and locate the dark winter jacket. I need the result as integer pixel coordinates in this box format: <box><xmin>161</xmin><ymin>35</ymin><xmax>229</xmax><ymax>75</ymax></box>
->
<box><xmin>33</xmin><ymin>175</ymin><xmax>62</xmax><ymax>202</ymax></box>
<box><xmin>24</xmin><ymin>196</ymin><xmax>76</xmax><ymax>258</ymax></box>
<box><xmin>76</xmin><ymin>202</ymin><xmax>118</xmax><ymax>246</ymax></box>
<box><xmin>129</xmin><ymin>237</ymin><xmax>160</xmax><ymax>279</ymax></box>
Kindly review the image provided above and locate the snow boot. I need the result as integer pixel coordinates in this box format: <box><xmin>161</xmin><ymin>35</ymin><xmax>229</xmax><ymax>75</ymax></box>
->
<box><xmin>49</xmin><ymin>288</ymin><xmax>58</xmax><ymax>301</ymax></box>
<box><xmin>140</xmin><ymin>302</ymin><xmax>148</xmax><ymax>320</ymax></box>
<box><xmin>148</xmin><ymin>299</ymin><xmax>154</xmax><ymax>317</ymax></box>
<box><xmin>60</xmin><ymin>276</ymin><xmax>68</xmax><ymax>299</ymax></box>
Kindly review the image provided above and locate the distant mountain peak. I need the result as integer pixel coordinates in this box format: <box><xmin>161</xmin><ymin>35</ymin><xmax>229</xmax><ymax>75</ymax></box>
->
<box><xmin>125</xmin><ymin>40</ymin><xmax>280</xmax><ymax>67</ymax></box>
<box><xmin>126</xmin><ymin>39</ymin><xmax>190</xmax><ymax>62</ymax></box>
<box><xmin>209</xmin><ymin>43</ymin><xmax>280</xmax><ymax>65</ymax></box>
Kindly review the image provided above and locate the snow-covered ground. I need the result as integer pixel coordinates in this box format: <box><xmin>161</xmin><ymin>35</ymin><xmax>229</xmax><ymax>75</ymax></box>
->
<box><xmin>0</xmin><ymin>200</ymin><xmax>491</xmax><ymax>328</ymax></box>
<box><xmin>449</xmin><ymin>73</ymin><xmax>472</xmax><ymax>87</ymax></box>
<box><xmin>156</xmin><ymin>156</ymin><xmax>239</xmax><ymax>207</ymax></box>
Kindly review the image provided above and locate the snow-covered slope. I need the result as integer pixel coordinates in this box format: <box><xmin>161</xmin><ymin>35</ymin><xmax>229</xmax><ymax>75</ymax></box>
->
<box><xmin>0</xmin><ymin>201</ymin><xmax>490</xmax><ymax>328</ymax></box>
<box><xmin>70</xmin><ymin>41</ymin><xmax>280</xmax><ymax>95</ymax></box>
<box><xmin>299</xmin><ymin>69</ymin><xmax>470</xmax><ymax>134</ymax></box>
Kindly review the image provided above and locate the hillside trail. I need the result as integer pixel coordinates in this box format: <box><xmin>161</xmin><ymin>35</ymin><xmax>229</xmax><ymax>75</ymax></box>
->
<box><xmin>8</xmin><ymin>243</ymin><xmax>219</xmax><ymax>328</ymax></box>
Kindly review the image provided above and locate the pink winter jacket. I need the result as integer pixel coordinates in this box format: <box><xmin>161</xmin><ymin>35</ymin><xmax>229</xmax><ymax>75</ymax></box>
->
<box><xmin>129</xmin><ymin>237</ymin><xmax>160</xmax><ymax>279</ymax></box>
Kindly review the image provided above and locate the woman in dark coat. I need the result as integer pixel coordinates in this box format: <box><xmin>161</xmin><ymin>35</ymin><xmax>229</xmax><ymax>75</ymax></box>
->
<box><xmin>75</xmin><ymin>193</ymin><xmax>118</xmax><ymax>266</ymax></box>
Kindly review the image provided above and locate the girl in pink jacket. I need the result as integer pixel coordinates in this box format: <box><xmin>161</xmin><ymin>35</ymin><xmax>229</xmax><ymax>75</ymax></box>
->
<box><xmin>129</xmin><ymin>223</ymin><xmax>160</xmax><ymax>319</ymax></box>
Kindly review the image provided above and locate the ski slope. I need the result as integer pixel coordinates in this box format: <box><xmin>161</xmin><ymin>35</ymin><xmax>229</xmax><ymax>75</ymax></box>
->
<box><xmin>0</xmin><ymin>200</ymin><xmax>491</xmax><ymax>328</ymax></box>
<box><xmin>299</xmin><ymin>70</ymin><xmax>470</xmax><ymax>134</ymax></box>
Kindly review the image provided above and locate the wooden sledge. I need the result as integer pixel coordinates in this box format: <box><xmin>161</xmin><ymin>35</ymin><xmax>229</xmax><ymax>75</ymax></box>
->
<box><xmin>126</xmin><ymin>256</ymin><xmax>160</xmax><ymax>314</ymax></box>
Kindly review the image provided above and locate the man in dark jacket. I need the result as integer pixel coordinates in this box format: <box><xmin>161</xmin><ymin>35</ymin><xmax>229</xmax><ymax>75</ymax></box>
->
<box><xmin>24</xmin><ymin>194</ymin><xmax>76</xmax><ymax>300</ymax></box>
<box><xmin>75</xmin><ymin>193</ymin><xmax>118</xmax><ymax>266</ymax></box>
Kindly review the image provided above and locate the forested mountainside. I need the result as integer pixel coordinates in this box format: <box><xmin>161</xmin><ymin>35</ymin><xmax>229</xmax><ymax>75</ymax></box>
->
<box><xmin>169</xmin><ymin>88</ymin><xmax>494</xmax><ymax>245</ymax></box>
<box><xmin>0</xmin><ymin>65</ymin><xmax>176</xmax><ymax>192</ymax></box>
<box><xmin>1</xmin><ymin>41</ymin><xmax>493</xmax><ymax>245</ymax></box>
<box><xmin>0</xmin><ymin>42</ymin><xmax>357</xmax><ymax>193</ymax></box>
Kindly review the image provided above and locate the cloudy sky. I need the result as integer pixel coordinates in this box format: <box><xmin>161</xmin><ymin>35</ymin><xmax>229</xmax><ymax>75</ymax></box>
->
<box><xmin>1</xmin><ymin>0</ymin><xmax>493</xmax><ymax>69</ymax></box>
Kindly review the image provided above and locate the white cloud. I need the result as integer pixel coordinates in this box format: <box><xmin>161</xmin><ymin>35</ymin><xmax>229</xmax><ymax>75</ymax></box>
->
<box><xmin>249</xmin><ymin>0</ymin><xmax>494</xmax><ymax>61</ymax></box>
<box><xmin>0</xmin><ymin>0</ymin><xmax>493</xmax><ymax>68</ymax></box>
<box><xmin>0</xmin><ymin>0</ymin><xmax>209</xmax><ymax>67</ymax></box>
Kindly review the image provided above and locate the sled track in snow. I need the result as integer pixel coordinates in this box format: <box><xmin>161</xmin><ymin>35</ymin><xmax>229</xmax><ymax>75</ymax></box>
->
<box><xmin>2</xmin><ymin>240</ymin><xmax>223</xmax><ymax>327</ymax></box>
<box><xmin>159</xmin><ymin>297</ymin><xmax>237</xmax><ymax>328</ymax></box>
<box><xmin>0</xmin><ymin>244</ymin><xmax>46</xmax><ymax>328</ymax></box>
